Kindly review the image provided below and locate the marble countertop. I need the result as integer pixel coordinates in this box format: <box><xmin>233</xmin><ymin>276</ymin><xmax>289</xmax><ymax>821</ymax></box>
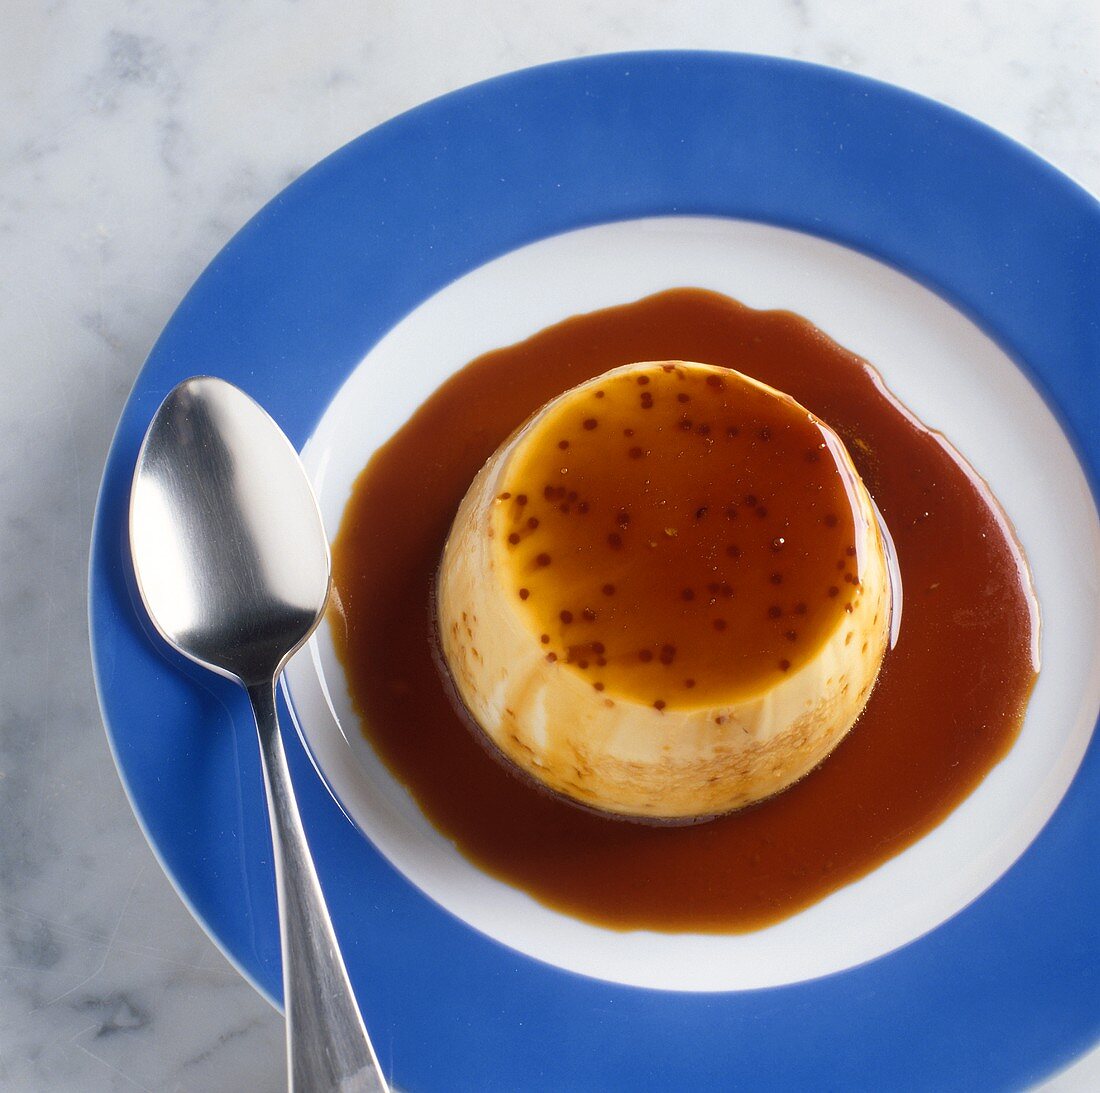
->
<box><xmin>1</xmin><ymin>1</ymin><xmax>1097</xmax><ymax>1089</ymax></box>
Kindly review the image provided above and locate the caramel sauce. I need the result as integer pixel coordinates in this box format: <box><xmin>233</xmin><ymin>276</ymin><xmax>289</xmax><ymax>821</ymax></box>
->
<box><xmin>496</xmin><ymin>361</ymin><xmax>868</xmax><ymax>706</ymax></box>
<box><xmin>330</xmin><ymin>288</ymin><xmax>1038</xmax><ymax>932</ymax></box>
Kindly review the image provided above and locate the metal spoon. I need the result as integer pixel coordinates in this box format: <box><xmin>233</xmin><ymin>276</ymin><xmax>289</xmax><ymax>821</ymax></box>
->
<box><xmin>129</xmin><ymin>376</ymin><xmax>388</xmax><ymax>1093</ymax></box>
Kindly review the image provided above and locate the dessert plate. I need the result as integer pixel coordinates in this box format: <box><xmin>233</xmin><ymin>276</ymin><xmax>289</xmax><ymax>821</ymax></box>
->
<box><xmin>90</xmin><ymin>53</ymin><xmax>1100</xmax><ymax>1090</ymax></box>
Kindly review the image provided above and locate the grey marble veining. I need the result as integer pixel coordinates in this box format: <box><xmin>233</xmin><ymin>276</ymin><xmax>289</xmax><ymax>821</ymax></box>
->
<box><xmin>1</xmin><ymin>1</ymin><xmax>1097</xmax><ymax>1089</ymax></box>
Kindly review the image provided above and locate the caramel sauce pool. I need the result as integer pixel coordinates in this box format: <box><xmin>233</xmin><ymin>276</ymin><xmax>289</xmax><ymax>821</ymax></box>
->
<box><xmin>330</xmin><ymin>288</ymin><xmax>1038</xmax><ymax>933</ymax></box>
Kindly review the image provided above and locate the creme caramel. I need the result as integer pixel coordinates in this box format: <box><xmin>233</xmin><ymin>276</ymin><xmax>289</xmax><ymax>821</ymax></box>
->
<box><xmin>436</xmin><ymin>361</ymin><xmax>891</xmax><ymax>820</ymax></box>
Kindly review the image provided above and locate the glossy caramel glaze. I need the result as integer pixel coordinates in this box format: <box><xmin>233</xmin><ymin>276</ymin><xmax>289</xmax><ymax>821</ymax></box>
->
<box><xmin>497</xmin><ymin>362</ymin><xmax>873</xmax><ymax>706</ymax></box>
<box><xmin>329</xmin><ymin>288</ymin><xmax>1038</xmax><ymax>932</ymax></box>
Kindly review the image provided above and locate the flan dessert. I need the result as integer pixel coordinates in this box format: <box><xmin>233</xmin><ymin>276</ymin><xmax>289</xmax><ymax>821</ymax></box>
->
<box><xmin>436</xmin><ymin>360</ymin><xmax>892</xmax><ymax>821</ymax></box>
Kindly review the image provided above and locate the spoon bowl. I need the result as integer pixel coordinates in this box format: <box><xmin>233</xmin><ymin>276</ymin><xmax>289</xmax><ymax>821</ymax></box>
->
<box><xmin>130</xmin><ymin>376</ymin><xmax>330</xmax><ymax>685</ymax></box>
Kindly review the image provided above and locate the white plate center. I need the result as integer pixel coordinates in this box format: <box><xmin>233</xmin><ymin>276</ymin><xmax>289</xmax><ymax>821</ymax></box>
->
<box><xmin>285</xmin><ymin>217</ymin><xmax>1100</xmax><ymax>992</ymax></box>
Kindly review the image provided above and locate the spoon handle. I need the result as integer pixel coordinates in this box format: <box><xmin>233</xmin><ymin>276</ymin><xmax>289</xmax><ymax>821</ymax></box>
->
<box><xmin>248</xmin><ymin>681</ymin><xmax>390</xmax><ymax>1093</ymax></box>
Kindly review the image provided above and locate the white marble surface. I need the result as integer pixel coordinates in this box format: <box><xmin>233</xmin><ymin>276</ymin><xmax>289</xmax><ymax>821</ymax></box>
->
<box><xmin>0</xmin><ymin>1</ymin><xmax>1097</xmax><ymax>1089</ymax></box>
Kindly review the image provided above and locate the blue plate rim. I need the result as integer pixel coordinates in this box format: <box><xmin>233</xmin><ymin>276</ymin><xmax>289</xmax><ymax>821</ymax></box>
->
<box><xmin>89</xmin><ymin>50</ymin><xmax>1100</xmax><ymax>1091</ymax></box>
